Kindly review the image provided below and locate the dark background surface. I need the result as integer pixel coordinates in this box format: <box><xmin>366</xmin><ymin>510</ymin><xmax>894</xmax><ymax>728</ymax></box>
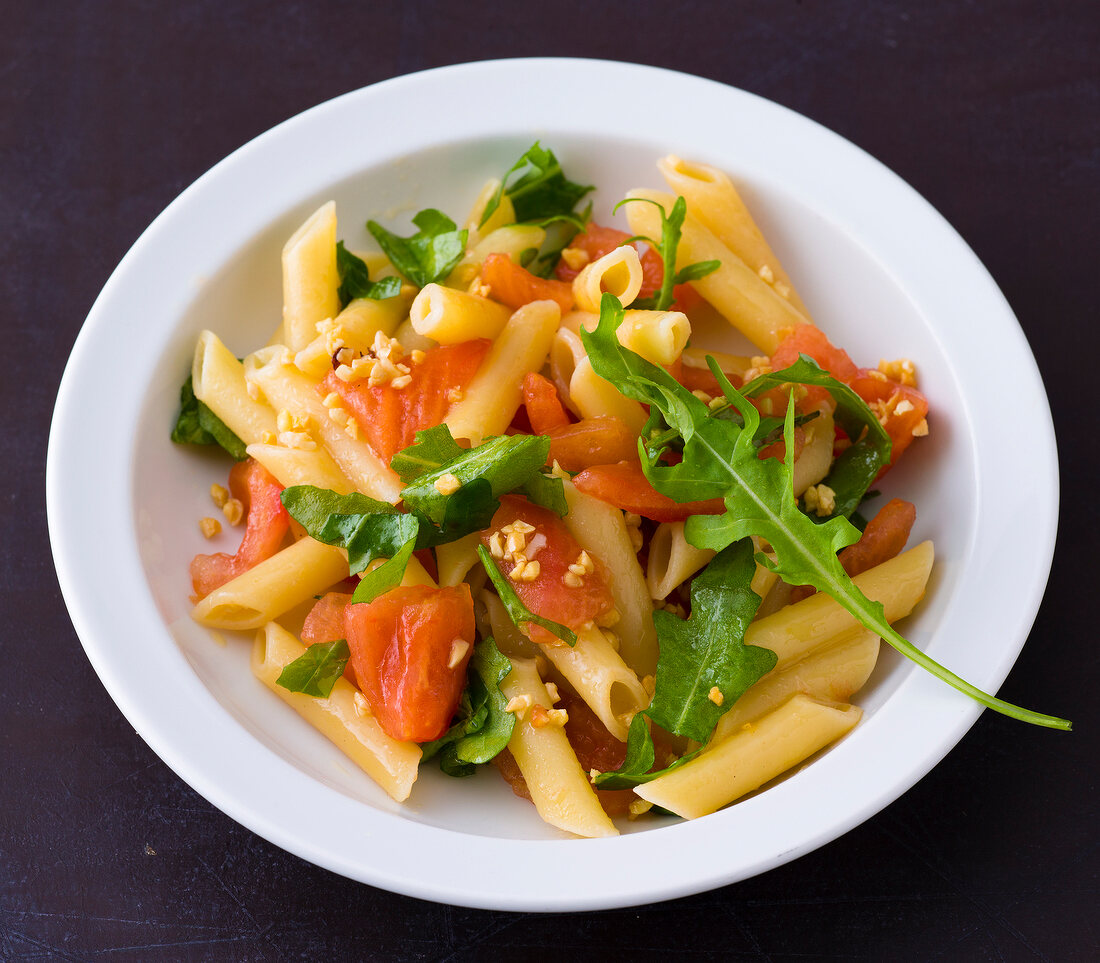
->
<box><xmin>4</xmin><ymin>1</ymin><xmax>1097</xmax><ymax>959</ymax></box>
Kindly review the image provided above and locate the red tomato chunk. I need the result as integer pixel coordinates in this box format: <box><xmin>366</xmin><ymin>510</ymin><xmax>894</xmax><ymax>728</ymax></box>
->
<box><xmin>344</xmin><ymin>584</ymin><xmax>475</xmax><ymax>743</ymax></box>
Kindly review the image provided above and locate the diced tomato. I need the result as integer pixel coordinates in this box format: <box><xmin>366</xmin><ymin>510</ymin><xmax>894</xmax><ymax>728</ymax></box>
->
<box><xmin>790</xmin><ymin>497</ymin><xmax>916</xmax><ymax>603</ymax></box>
<box><xmin>546</xmin><ymin>416</ymin><xmax>639</xmax><ymax>473</ymax></box>
<box><xmin>838</xmin><ymin>498</ymin><xmax>916</xmax><ymax>578</ymax></box>
<box><xmin>481</xmin><ymin>253</ymin><xmax>574</xmax><ymax>314</ymax></box>
<box><xmin>522</xmin><ymin>372</ymin><xmax>572</xmax><ymax>433</ymax></box>
<box><xmin>770</xmin><ymin>325</ymin><xmax>858</xmax><ymax>382</ymax></box>
<box><xmin>413</xmin><ymin>548</ymin><xmax>438</xmax><ymax>584</ymax></box>
<box><xmin>190</xmin><ymin>458</ymin><xmax>289</xmax><ymax>598</ymax></box>
<box><xmin>572</xmin><ymin>460</ymin><xmax>726</xmax><ymax>523</ymax></box>
<box><xmin>554</xmin><ymin>223</ymin><xmax>701</xmax><ymax>311</ymax></box>
<box><xmin>322</xmin><ymin>338</ymin><xmax>490</xmax><ymax>464</ymax></box>
<box><xmin>481</xmin><ymin>495</ymin><xmax>615</xmax><ymax>643</ymax></box>
<box><xmin>301</xmin><ymin>592</ymin><xmax>356</xmax><ymax>685</ymax></box>
<box><xmin>344</xmin><ymin>584</ymin><xmax>476</xmax><ymax>743</ymax></box>
<box><xmin>848</xmin><ymin>370</ymin><xmax>929</xmax><ymax>467</ymax></box>
<box><xmin>678</xmin><ymin>363</ymin><xmax>730</xmax><ymax>398</ymax></box>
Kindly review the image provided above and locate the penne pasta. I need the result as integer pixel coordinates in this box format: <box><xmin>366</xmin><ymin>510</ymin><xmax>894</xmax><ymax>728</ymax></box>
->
<box><xmin>192</xmin><ymin>330</ymin><xmax>278</xmax><ymax>446</ymax></box>
<box><xmin>409</xmin><ymin>284</ymin><xmax>512</xmax><ymax>344</ymax></box>
<box><xmin>282</xmin><ymin>201</ymin><xmax>341</xmax><ymax>352</ymax></box>
<box><xmin>571</xmin><ymin>245</ymin><xmax>643</xmax><ymax>313</ymax></box>
<box><xmin>252</xmin><ymin>622</ymin><xmax>421</xmax><ymax>802</ymax></box>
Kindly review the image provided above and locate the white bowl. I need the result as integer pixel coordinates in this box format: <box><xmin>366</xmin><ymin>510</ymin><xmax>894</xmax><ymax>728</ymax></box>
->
<box><xmin>47</xmin><ymin>59</ymin><xmax>1058</xmax><ymax>911</ymax></box>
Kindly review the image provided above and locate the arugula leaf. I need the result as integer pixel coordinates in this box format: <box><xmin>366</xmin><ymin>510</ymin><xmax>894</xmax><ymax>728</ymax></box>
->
<box><xmin>367</xmin><ymin>209</ymin><xmax>468</xmax><ymax>287</ymax></box>
<box><xmin>480</xmin><ymin>142</ymin><xmax>593</xmax><ymax>228</ymax></box>
<box><xmin>740</xmin><ymin>355</ymin><xmax>892</xmax><ymax>520</ymax></box>
<box><xmin>335</xmin><ymin>241</ymin><xmax>402</xmax><ymax>305</ymax></box>
<box><xmin>389</xmin><ymin>424</ymin><xmax>466</xmax><ymax>484</ymax></box>
<box><xmin>613</xmin><ymin>195</ymin><xmax>717</xmax><ymax>311</ymax></box>
<box><xmin>583</xmin><ymin>294</ymin><xmax>1071</xmax><ymax>731</ymax></box>
<box><xmin>528</xmin><ymin>200</ymin><xmax>593</xmax><ymax>279</ymax></box>
<box><xmin>520</xmin><ymin>471</ymin><xmax>568</xmax><ymax>517</ymax></box>
<box><xmin>400</xmin><ymin>433</ymin><xmax>551</xmax><ymax>528</ymax></box>
<box><xmin>421</xmin><ymin>637</ymin><xmax>516</xmax><ymax>776</ymax></box>
<box><xmin>477</xmin><ymin>545</ymin><xmax>576</xmax><ymax>646</ymax></box>
<box><xmin>171</xmin><ymin>375</ymin><xmax>248</xmax><ymax>460</ymax></box>
<box><xmin>276</xmin><ymin>639</ymin><xmax>350</xmax><ymax>698</ymax></box>
<box><xmin>595</xmin><ymin>540</ymin><xmax>774</xmax><ymax>789</ymax></box>
<box><xmin>351</xmin><ymin>538</ymin><xmax>417</xmax><ymax>604</ymax></box>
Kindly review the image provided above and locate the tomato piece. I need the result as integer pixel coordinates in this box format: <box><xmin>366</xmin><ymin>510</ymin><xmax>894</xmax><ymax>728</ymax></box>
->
<box><xmin>770</xmin><ymin>325</ymin><xmax>858</xmax><ymax>381</ymax></box>
<box><xmin>522</xmin><ymin>372</ymin><xmax>571</xmax><ymax>433</ymax></box>
<box><xmin>572</xmin><ymin>460</ymin><xmax>726</xmax><ymax>522</ymax></box>
<box><xmin>848</xmin><ymin>370</ymin><xmax>929</xmax><ymax>468</ymax></box>
<box><xmin>190</xmin><ymin>458</ymin><xmax>289</xmax><ymax>598</ymax></box>
<box><xmin>321</xmin><ymin>339</ymin><xmax>490</xmax><ymax>463</ymax></box>
<box><xmin>481</xmin><ymin>253</ymin><xmax>574</xmax><ymax>314</ymax></box>
<box><xmin>481</xmin><ymin>495</ymin><xmax>615</xmax><ymax>643</ymax></box>
<box><xmin>554</xmin><ymin>223</ymin><xmax>701</xmax><ymax>311</ymax></box>
<box><xmin>546</xmin><ymin>416</ymin><xmax>639</xmax><ymax>472</ymax></box>
<box><xmin>301</xmin><ymin>591</ymin><xmax>356</xmax><ymax>685</ymax></box>
<box><xmin>344</xmin><ymin>584</ymin><xmax>475</xmax><ymax>743</ymax></box>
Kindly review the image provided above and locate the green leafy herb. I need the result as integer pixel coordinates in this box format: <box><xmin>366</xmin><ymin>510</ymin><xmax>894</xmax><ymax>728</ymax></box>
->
<box><xmin>351</xmin><ymin>538</ymin><xmax>417</xmax><ymax>604</ymax></box>
<box><xmin>335</xmin><ymin>241</ymin><xmax>402</xmax><ymax>305</ymax></box>
<box><xmin>595</xmin><ymin>540</ymin><xmax>775</xmax><ymax>789</ymax></box>
<box><xmin>480</xmin><ymin>142</ymin><xmax>593</xmax><ymax>228</ymax></box>
<box><xmin>477</xmin><ymin>545</ymin><xmax>576</xmax><ymax>646</ymax></box>
<box><xmin>171</xmin><ymin>375</ymin><xmax>248</xmax><ymax>460</ymax></box>
<box><xmin>740</xmin><ymin>356</ymin><xmax>892</xmax><ymax>520</ymax></box>
<box><xmin>389</xmin><ymin>424</ymin><xmax>467</xmax><ymax>484</ymax></box>
<box><xmin>613</xmin><ymin>196</ymin><xmax>719</xmax><ymax>311</ymax></box>
<box><xmin>400</xmin><ymin>433</ymin><xmax>552</xmax><ymax>530</ymax></box>
<box><xmin>276</xmin><ymin>639</ymin><xmax>350</xmax><ymax>698</ymax></box>
<box><xmin>583</xmin><ymin>294</ymin><xmax>1071</xmax><ymax>730</ymax></box>
<box><xmin>421</xmin><ymin>637</ymin><xmax>516</xmax><ymax>776</ymax></box>
<box><xmin>367</xmin><ymin>209</ymin><xmax>468</xmax><ymax>287</ymax></box>
<box><xmin>527</xmin><ymin>201</ymin><xmax>593</xmax><ymax>278</ymax></box>
<box><xmin>520</xmin><ymin>471</ymin><xmax>568</xmax><ymax>517</ymax></box>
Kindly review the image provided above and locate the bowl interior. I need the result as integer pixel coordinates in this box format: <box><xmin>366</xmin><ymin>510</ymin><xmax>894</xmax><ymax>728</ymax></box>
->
<box><xmin>131</xmin><ymin>133</ymin><xmax>973</xmax><ymax>840</ymax></box>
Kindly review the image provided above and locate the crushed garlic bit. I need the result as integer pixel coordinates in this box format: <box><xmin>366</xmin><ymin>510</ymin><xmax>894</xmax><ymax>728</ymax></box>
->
<box><xmin>708</xmin><ymin>686</ymin><xmax>724</xmax><ymax>706</ymax></box>
<box><xmin>222</xmin><ymin>498</ymin><xmax>244</xmax><ymax>526</ymax></box>
<box><xmin>199</xmin><ymin>517</ymin><xmax>221</xmax><ymax>539</ymax></box>
<box><xmin>434</xmin><ymin>472</ymin><xmax>462</xmax><ymax>496</ymax></box>
<box><xmin>209</xmin><ymin>483</ymin><xmax>229</xmax><ymax>508</ymax></box>
<box><xmin>803</xmin><ymin>483</ymin><xmax>837</xmax><ymax>518</ymax></box>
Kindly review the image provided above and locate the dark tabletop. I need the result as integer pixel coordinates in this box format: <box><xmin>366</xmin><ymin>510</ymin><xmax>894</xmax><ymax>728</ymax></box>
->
<box><xmin>5</xmin><ymin>1</ymin><xmax>1097</xmax><ymax>960</ymax></box>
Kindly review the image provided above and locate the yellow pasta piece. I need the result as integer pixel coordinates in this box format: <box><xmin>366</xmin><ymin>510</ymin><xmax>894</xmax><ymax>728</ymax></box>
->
<box><xmin>646</xmin><ymin>521</ymin><xmax>715</xmax><ymax>601</ymax></box>
<box><xmin>282</xmin><ymin>201</ymin><xmax>341</xmax><ymax>352</ymax></box>
<box><xmin>572</xmin><ymin>245</ymin><xmax>643</xmax><ymax>313</ymax></box>
<box><xmin>624</xmin><ymin>189</ymin><xmax>810</xmax><ymax>353</ymax></box>
<box><xmin>745</xmin><ymin>541</ymin><xmax>934</xmax><ymax>672</ymax></box>
<box><xmin>635</xmin><ymin>694</ymin><xmax>862</xmax><ymax>818</ymax></box>
<box><xmin>246</xmin><ymin>442</ymin><xmax>354</xmax><ymax>495</ymax></box>
<box><xmin>192</xmin><ymin>537</ymin><xmax>349</xmax><ymax>630</ymax></box>
<box><xmin>501</xmin><ymin>658</ymin><xmax>618</xmax><ymax>838</ymax></box>
<box><xmin>658</xmin><ymin>155</ymin><xmax>809</xmax><ymax>314</ymax></box>
<box><xmin>616</xmin><ymin>310</ymin><xmax>691</xmax><ymax>366</ymax></box>
<box><xmin>252</xmin><ymin>622</ymin><xmax>421</xmax><ymax>802</ymax></box>
<box><xmin>191</xmin><ymin>331</ymin><xmax>278</xmax><ymax>446</ymax></box>
<box><xmin>445</xmin><ymin>300</ymin><xmax>560</xmax><ymax>444</ymax></box>
<box><xmin>409</xmin><ymin>284</ymin><xmax>512</xmax><ymax>343</ymax></box>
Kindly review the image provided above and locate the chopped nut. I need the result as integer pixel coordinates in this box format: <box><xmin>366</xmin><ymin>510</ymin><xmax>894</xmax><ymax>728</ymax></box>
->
<box><xmin>912</xmin><ymin>418</ymin><xmax>929</xmax><ymax>437</ymax></box>
<box><xmin>510</xmin><ymin>520</ymin><xmax>535</xmax><ymax>535</ymax></box>
<box><xmin>567</xmin><ymin>562</ymin><xmax>586</xmax><ymax>577</ymax></box>
<box><xmin>353</xmin><ymin>691</ymin><xmax>372</xmax><ymax>717</ymax></box>
<box><xmin>692</xmin><ymin>389</ymin><xmax>712</xmax><ymax>403</ymax></box>
<box><xmin>488</xmin><ymin>532</ymin><xmax>505</xmax><ymax>559</ymax></box>
<box><xmin>545</xmin><ymin>708</ymin><xmax>568</xmax><ymax>727</ymax></box>
<box><xmin>894</xmin><ymin>399</ymin><xmax>915</xmax><ymax>416</ymax></box>
<box><xmin>261</xmin><ymin>431</ymin><xmax>277</xmax><ymax>445</ymax></box>
<box><xmin>742</xmin><ymin>356</ymin><xmax>773</xmax><ymax>382</ymax></box>
<box><xmin>505</xmin><ymin>531</ymin><xmax>527</xmax><ymax>556</ymax></box>
<box><xmin>410</xmin><ymin>349</ymin><xmax>426</xmax><ymax>365</ymax></box>
<box><xmin>708</xmin><ymin>395</ymin><xmax>727</xmax><ymax>410</ymax></box>
<box><xmin>563</xmin><ymin>571</ymin><xmax>584</xmax><ymax>589</ymax></box>
<box><xmin>327</xmin><ymin>406</ymin><xmax>348</xmax><ymax>424</ymax></box>
<box><xmin>589</xmin><ymin>768</ymin><xmax>601</xmax><ymax>782</ymax></box>
<box><xmin>757</xmin><ymin>264</ymin><xmax>775</xmax><ymax>284</ymax></box>
<box><xmin>447</xmin><ymin>639</ymin><xmax>470</xmax><ymax>669</ymax></box>
<box><xmin>335</xmin><ymin>364</ymin><xmax>355</xmax><ymax>382</ymax></box>
<box><xmin>199</xmin><ymin>517</ymin><xmax>221</xmax><ymax>539</ymax></box>
<box><xmin>278</xmin><ymin>430</ymin><xmax>317</xmax><ymax>450</ymax></box>
<box><xmin>524</xmin><ymin>533</ymin><xmax>547</xmax><ymax>558</ymax></box>
<box><xmin>544</xmin><ymin>682</ymin><xmax>560</xmax><ymax>704</ymax></box>
<box><xmin>446</xmin><ymin>386</ymin><xmax>464</xmax><ymax>404</ymax></box>
<box><xmin>560</xmin><ymin>246</ymin><xmax>590</xmax><ymax>271</ymax></box>
<box><xmin>322</xmin><ymin>392</ymin><xmax>341</xmax><ymax>408</ymax></box>
<box><xmin>434</xmin><ymin>472</ymin><xmax>461</xmax><ymax>496</ymax></box>
<box><xmin>521</xmin><ymin>560</ymin><xmax>540</xmax><ymax>580</ymax></box>
<box><xmin>530</xmin><ymin>704</ymin><xmax>550</xmax><ymax>728</ymax></box>
<box><xmin>209</xmin><ymin>483</ymin><xmax>229</xmax><ymax>508</ymax></box>
<box><xmin>803</xmin><ymin>483</ymin><xmax>837</xmax><ymax>518</ymax></box>
<box><xmin>628</xmin><ymin>799</ymin><xmax>654</xmax><ymax>819</ymax></box>
<box><xmin>245</xmin><ymin>380</ymin><xmax>261</xmax><ymax>401</ymax></box>
<box><xmin>596</xmin><ymin>606</ymin><xmax>621</xmax><ymax>627</ymax></box>
<box><xmin>344</xmin><ymin>418</ymin><xmax>360</xmax><ymax>440</ymax></box>
<box><xmin>576</xmin><ymin>550</ymin><xmax>594</xmax><ymax>573</ymax></box>
<box><xmin>708</xmin><ymin>686</ymin><xmax>724</xmax><ymax>706</ymax></box>
<box><xmin>505</xmin><ymin>694</ymin><xmax>532</xmax><ymax>717</ymax></box>
<box><xmin>222</xmin><ymin>498</ymin><xmax>244</xmax><ymax>526</ymax></box>
<box><xmin>878</xmin><ymin>357</ymin><xmax>918</xmax><ymax>387</ymax></box>
<box><xmin>774</xmin><ymin>281</ymin><xmax>791</xmax><ymax>299</ymax></box>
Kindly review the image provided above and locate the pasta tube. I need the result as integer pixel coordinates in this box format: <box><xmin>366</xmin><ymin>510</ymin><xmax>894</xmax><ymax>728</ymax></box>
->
<box><xmin>282</xmin><ymin>201</ymin><xmax>341</xmax><ymax>352</ymax></box>
<box><xmin>252</xmin><ymin>622</ymin><xmax>421</xmax><ymax>802</ymax></box>
<box><xmin>192</xmin><ymin>331</ymin><xmax>278</xmax><ymax>446</ymax></box>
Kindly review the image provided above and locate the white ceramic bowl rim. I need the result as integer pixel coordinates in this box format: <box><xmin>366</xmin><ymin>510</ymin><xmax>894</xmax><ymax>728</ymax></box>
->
<box><xmin>48</xmin><ymin>58</ymin><xmax>1058</xmax><ymax>911</ymax></box>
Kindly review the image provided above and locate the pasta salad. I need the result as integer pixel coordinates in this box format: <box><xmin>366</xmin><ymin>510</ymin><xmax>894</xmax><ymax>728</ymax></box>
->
<box><xmin>172</xmin><ymin>145</ymin><xmax>1069</xmax><ymax>838</ymax></box>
